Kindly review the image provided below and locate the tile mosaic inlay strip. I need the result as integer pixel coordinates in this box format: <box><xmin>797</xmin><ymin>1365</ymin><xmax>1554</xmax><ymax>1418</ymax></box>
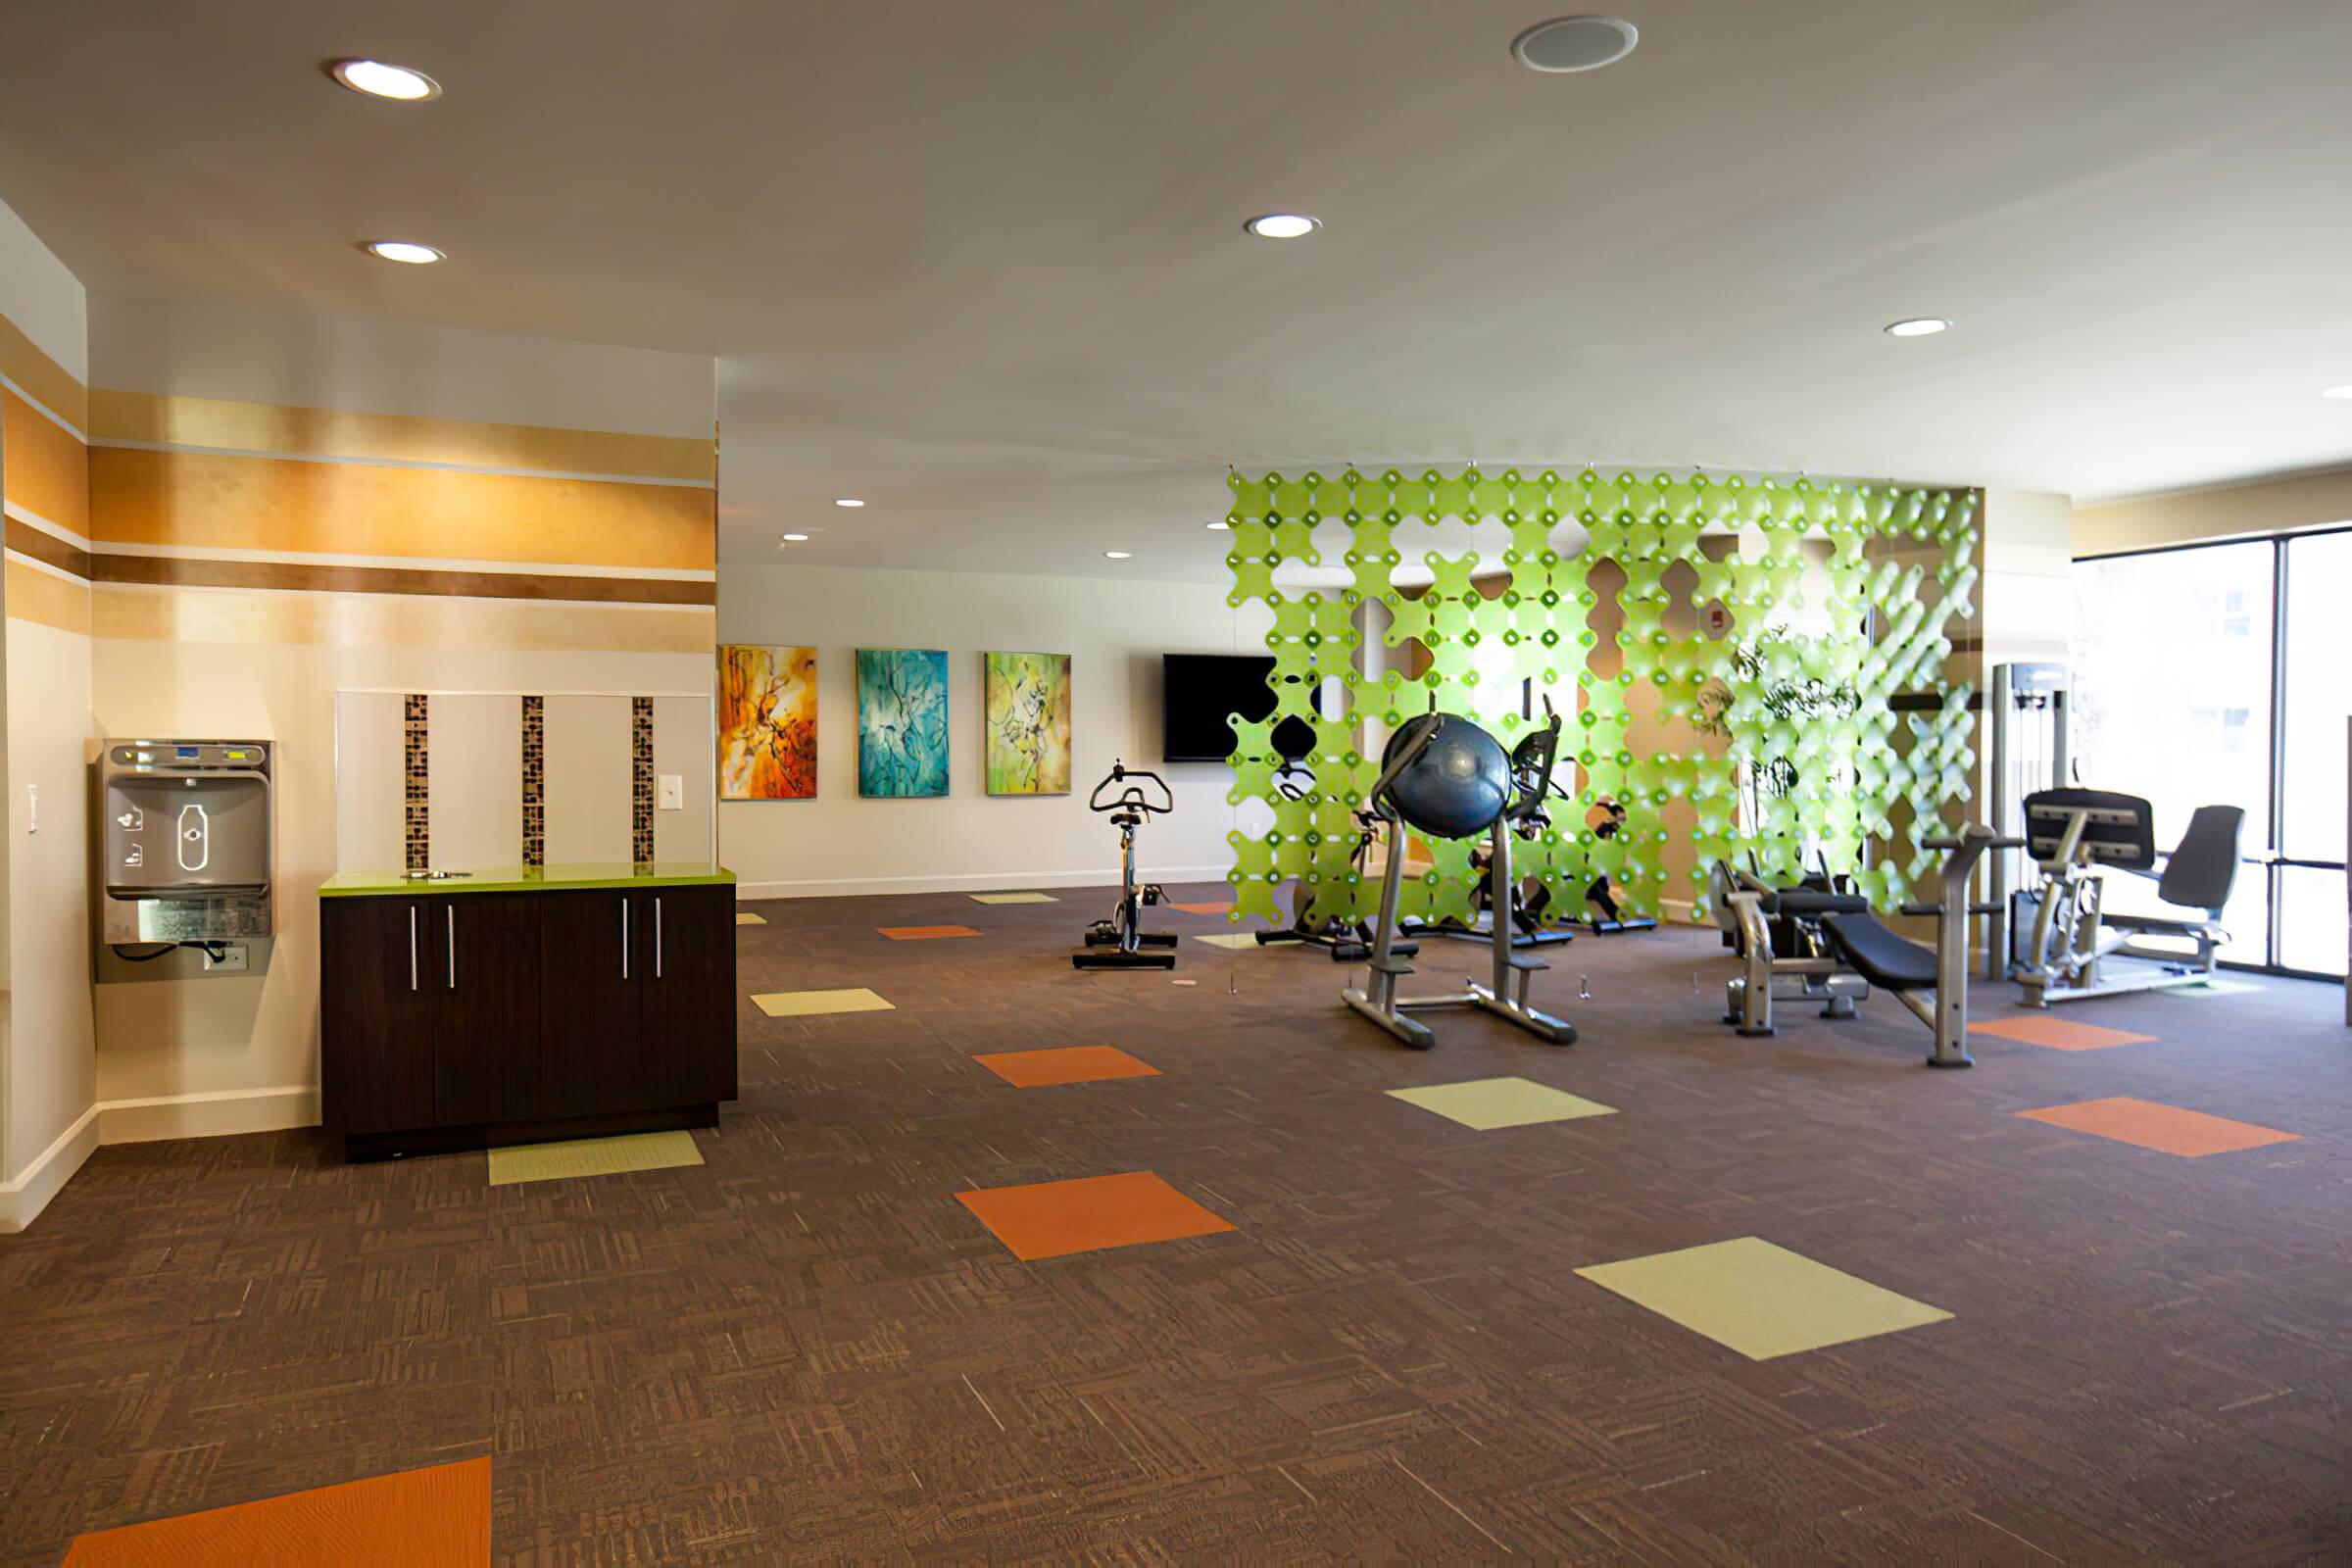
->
<box><xmin>404</xmin><ymin>692</ymin><xmax>429</xmax><ymax>871</ymax></box>
<box><xmin>631</xmin><ymin>696</ymin><xmax>655</xmax><ymax>865</ymax></box>
<box><xmin>521</xmin><ymin>694</ymin><xmax>546</xmax><ymax>867</ymax></box>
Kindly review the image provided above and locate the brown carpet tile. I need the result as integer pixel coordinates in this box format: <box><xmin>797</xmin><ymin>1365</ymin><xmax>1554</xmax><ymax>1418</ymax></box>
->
<box><xmin>1</xmin><ymin>883</ymin><xmax>2345</xmax><ymax>1562</ymax></box>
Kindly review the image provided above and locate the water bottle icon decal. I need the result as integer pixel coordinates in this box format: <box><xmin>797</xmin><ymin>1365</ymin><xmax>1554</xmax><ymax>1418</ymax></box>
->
<box><xmin>176</xmin><ymin>804</ymin><xmax>210</xmax><ymax>873</ymax></box>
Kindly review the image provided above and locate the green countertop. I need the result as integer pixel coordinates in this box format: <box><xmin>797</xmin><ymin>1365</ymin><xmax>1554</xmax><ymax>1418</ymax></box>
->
<box><xmin>320</xmin><ymin>863</ymin><xmax>735</xmax><ymax>898</ymax></box>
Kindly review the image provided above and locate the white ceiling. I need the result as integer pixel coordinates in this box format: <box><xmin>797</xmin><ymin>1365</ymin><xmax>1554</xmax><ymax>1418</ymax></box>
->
<box><xmin>4</xmin><ymin>0</ymin><xmax>2349</xmax><ymax>583</ymax></box>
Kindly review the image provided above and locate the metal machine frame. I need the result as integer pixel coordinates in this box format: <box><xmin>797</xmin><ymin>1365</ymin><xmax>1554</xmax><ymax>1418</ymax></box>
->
<box><xmin>1715</xmin><ymin>827</ymin><xmax>2014</xmax><ymax>1068</ymax></box>
<box><xmin>1984</xmin><ymin>662</ymin><xmax>2070</xmax><ymax>982</ymax></box>
<box><xmin>1344</xmin><ymin>711</ymin><xmax>1575</xmax><ymax>1051</ymax></box>
<box><xmin>1072</xmin><ymin>761</ymin><xmax>1179</xmax><ymax>971</ymax></box>
<box><xmin>2013</xmin><ymin>794</ymin><xmax>2233</xmax><ymax>1006</ymax></box>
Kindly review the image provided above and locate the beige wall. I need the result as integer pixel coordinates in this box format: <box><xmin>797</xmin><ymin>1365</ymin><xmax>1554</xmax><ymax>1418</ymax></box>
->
<box><xmin>0</xmin><ymin>194</ymin><xmax>97</xmax><ymax>1230</ymax></box>
<box><xmin>80</xmin><ymin>298</ymin><xmax>716</xmax><ymax>1149</ymax></box>
<box><xmin>1982</xmin><ymin>489</ymin><xmax>2075</xmax><ymax>668</ymax></box>
<box><xmin>2075</xmin><ymin>467</ymin><xmax>2352</xmax><ymax>558</ymax></box>
<box><xmin>717</xmin><ymin>563</ymin><xmax>1253</xmax><ymax>897</ymax></box>
<box><xmin>0</xmin><ymin>258</ymin><xmax>718</xmax><ymax>1231</ymax></box>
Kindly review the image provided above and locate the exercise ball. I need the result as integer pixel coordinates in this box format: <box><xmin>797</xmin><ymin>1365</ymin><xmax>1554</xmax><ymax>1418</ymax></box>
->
<box><xmin>1380</xmin><ymin>713</ymin><xmax>1510</xmax><ymax>839</ymax></box>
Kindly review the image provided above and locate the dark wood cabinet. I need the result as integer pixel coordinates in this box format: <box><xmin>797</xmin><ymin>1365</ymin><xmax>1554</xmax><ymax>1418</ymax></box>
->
<box><xmin>435</xmin><ymin>894</ymin><xmax>540</xmax><ymax>1127</ymax></box>
<box><xmin>534</xmin><ymin>889</ymin><xmax>647</xmax><ymax>1119</ymax></box>
<box><xmin>321</xmin><ymin>879</ymin><xmax>737</xmax><ymax>1159</ymax></box>
<box><xmin>640</xmin><ymin>886</ymin><xmax>738</xmax><ymax>1109</ymax></box>
<box><xmin>319</xmin><ymin>895</ymin><xmax>437</xmax><ymax>1135</ymax></box>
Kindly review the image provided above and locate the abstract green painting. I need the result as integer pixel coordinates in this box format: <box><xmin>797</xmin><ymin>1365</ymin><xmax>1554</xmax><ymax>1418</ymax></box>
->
<box><xmin>984</xmin><ymin>652</ymin><xmax>1071</xmax><ymax>796</ymax></box>
<box><xmin>857</xmin><ymin>648</ymin><xmax>950</xmax><ymax>798</ymax></box>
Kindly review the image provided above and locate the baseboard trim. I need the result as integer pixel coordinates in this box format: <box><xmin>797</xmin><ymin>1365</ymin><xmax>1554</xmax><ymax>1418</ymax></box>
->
<box><xmin>736</xmin><ymin>864</ymin><xmax>1233</xmax><ymax>901</ymax></box>
<box><xmin>98</xmin><ymin>1085</ymin><xmax>319</xmax><ymax>1146</ymax></box>
<box><xmin>0</xmin><ymin>1103</ymin><xmax>103</xmax><ymax>1234</ymax></box>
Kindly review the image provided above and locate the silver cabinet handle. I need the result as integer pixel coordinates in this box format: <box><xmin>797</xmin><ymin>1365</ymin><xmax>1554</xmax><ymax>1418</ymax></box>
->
<box><xmin>655</xmin><ymin>896</ymin><xmax>663</xmax><ymax>980</ymax></box>
<box><xmin>447</xmin><ymin>905</ymin><xmax>457</xmax><ymax>990</ymax></box>
<box><xmin>621</xmin><ymin>898</ymin><xmax>630</xmax><ymax>980</ymax></box>
<box><xmin>409</xmin><ymin>905</ymin><xmax>418</xmax><ymax>992</ymax></box>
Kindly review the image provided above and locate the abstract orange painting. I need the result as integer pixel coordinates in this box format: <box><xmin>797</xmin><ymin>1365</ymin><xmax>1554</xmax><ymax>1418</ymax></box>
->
<box><xmin>719</xmin><ymin>645</ymin><xmax>817</xmax><ymax>800</ymax></box>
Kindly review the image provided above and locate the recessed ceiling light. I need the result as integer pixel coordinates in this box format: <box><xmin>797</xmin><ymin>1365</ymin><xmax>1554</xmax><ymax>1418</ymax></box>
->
<box><xmin>328</xmin><ymin>59</ymin><xmax>441</xmax><ymax>101</ymax></box>
<box><xmin>363</xmin><ymin>240</ymin><xmax>444</xmax><ymax>265</ymax></box>
<box><xmin>1511</xmin><ymin>16</ymin><xmax>1640</xmax><ymax>74</ymax></box>
<box><xmin>1884</xmin><ymin>317</ymin><xmax>1951</xmax><ymax>337</ymax></box>
<box><xmin>1244</xmin><ymin>214</ymin><xmax>1320</xmax><ymax>240</ymax></box>
<box><xmin>1103</xmin><ymin>551</ymin><xmax>1133</xmax><ymax>560</ymax></box>
<box><xmin>780</xmin><ymin>532</ymin><xmax>809</xmax><ymax>542</ymax></box>
<box><xmin>834</xmin><ymin>497</ymin><xmax>865</xmax><ymax>508</ymax></box>
<box><xmin>2323</xmin><ymin>384</ymin><xmax>2352</xmax><ymax>400</ymax></box>
<box><xmin>1206</xmin><ymin>520</ymin><xmax>1231</xmax><ymax>530</ymax></box>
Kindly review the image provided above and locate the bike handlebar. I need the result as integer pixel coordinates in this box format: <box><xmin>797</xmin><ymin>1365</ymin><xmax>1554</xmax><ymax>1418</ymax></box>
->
<box><xmin>1088</xmin><ymin>760</ymin><xmax>1174</xmax><ymax>815</ymax></box>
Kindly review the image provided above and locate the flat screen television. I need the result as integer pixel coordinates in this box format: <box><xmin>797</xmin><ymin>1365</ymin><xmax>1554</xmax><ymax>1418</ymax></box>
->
<box><xmin>1162</xmin><ymin>654</ymin><xmax>1319</xmax><ymax>763</ymax></box>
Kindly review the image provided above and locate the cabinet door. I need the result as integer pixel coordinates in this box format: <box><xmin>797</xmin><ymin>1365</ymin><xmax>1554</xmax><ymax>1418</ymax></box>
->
<box><xmin>639</xmin><ymin>886</ymin><xmax>738</xmax><ymax>1106</ymax></box>
<box><xmin>433</xmin><ymin>894</ymin><xmax>541</xmax><ymax>1127</ymax></box>
<box><xmin>320</xmin><ymin>897</ymin><xmax>436</xmax><ymax>1135</ymax></box>
<box><xmin>532</xmin><ymin>889</ymin><xmax>648</xmax><ymax>1117</ymax></box>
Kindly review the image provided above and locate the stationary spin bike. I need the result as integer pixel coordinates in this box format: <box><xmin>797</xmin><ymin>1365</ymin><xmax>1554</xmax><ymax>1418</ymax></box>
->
<box><xmin>1254</xmin><ymin>758</ymin><xmax>1417</xmax><ymax>962</ymax></box>
<box><xmin>1073</xmin><ymin>760</ymin><xmax>1179</xmax><ymax>970</ymax></box>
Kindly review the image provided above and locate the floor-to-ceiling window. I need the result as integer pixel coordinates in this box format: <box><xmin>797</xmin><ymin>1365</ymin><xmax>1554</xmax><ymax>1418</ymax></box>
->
<box><xmin>2073</xmin><ymin>526</ymin><xmax>2350</xmax><ymax>978</ymax></box>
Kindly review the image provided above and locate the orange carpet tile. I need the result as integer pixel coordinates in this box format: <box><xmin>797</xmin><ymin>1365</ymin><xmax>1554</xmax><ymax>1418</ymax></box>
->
<box><xmin>957</xmin><ymin>1171</ymin><xmax>1235</xmax><ymax>1261</ymax></box>
<box><xmin>877</xmin><ymin>924</ymin><xmax>982</xmax><ymax>940</ymax></box>
<box><xmin>2016</xmin><ymin>1097</ymin><xmax>2299</xmax><ymax>1157</ymax></box>
<box><xmin>1970</xmin><ymin>1014</ymin><xmax>2156</xmax><ymax>1052</ymax></box>
<box><xmin>65</xmin><ymin>1456</ymin><xmax>489</xmax><ymax>1566</ymax></box>
<box><xmin>972</xmin><ymin>1045</ymin><xmax>1161</xmax><ymax>1088</ymax></box>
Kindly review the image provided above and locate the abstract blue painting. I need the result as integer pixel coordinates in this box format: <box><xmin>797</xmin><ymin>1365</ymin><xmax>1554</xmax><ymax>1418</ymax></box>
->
<box><xmin>857</xmin><ymin>648</ymin><xmax>950</xmax><ymax>797</ymax></box>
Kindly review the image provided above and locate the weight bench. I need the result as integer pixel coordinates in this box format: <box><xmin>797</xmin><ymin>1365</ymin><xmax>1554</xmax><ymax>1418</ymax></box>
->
<box><xmin>1715</xmin><ymin>827</ymin><xmax>2013</xmax><ymax>1067</ymax></box>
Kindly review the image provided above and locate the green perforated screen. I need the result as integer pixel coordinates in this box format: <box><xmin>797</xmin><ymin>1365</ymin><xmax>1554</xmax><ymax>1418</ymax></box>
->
<box><xmin>1220</xmin><ymin>468</ymin><xmax>1979</xmax><ymax>926</ymax></box>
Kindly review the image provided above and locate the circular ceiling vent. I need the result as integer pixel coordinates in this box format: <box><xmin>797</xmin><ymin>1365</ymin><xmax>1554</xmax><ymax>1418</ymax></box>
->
<box><xmin>1511</xmin><ymin>16</ymin><xmax>1640</xmax><ymax>73</ymax></box>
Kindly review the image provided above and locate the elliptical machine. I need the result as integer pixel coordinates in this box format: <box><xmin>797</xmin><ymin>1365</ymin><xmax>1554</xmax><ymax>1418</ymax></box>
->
<box><xmin>1254</xmin><ymin>758</ymin><xmax>1416</xmax><ymax>963</ymax></box>
<box><xmin>1345</xmin><ymin>702</ymin><xmax>1576</xmax><ymax>1051</ymax></box>
<box><xmin>1073</xmin><ymin>761</ymin><xmax>1179</xmax><ymax>971</ymax></box>
<box><xmin>1581</xmin><ymin>799</ymin><xmax>1657</xmax><ymax>933</ymax></box>
<box><xmin>1431</xmin><ymin>719</ymin><xmax>1579</xmax><ymax>951</ymax></box>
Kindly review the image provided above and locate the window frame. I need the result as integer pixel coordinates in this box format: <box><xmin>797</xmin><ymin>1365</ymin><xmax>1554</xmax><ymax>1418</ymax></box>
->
<box><xmin>2075</xmin><ymin>519</ymin><xmax>2352</xmax><ymax>981</ymax></box>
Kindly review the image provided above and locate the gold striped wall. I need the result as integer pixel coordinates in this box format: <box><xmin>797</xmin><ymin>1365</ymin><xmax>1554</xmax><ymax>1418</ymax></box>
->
<box><xmin>85</xmin><ymin>390</ymin><xmax>715</xmax><ymax>625</ymax></box>
<box><xmin>6</xmin><ymin>355</ymin><xmax>719</xmax><ymax>646</ymax></box>
<box><xmin>2</xmin><ymin>311</ymin><xmax>91</xmax><ymax>635</ymax></box>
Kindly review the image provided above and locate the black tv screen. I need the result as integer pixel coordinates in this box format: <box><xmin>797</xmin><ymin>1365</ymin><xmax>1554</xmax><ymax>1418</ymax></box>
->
<box><xmin>1163</xmin><ymin>654</ymin><xmax>1320</xmax><ymax>763</ymax></box>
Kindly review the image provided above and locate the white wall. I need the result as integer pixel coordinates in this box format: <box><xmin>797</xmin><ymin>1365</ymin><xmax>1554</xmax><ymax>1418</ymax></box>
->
<box><xmin>718</xmin><ymin>563</ymin><xmax>1264</xmax><ymax>898</ymax></box>
<box><xmin>0</xmin><ymin>193</ymin><xmax>95</xmax><ymax>1229</ymax></box>
<box><xmin>91</xmin><ymin>636</ymin><xmax>711</xmax><ymax>1114</ymax></box>
<box><xmin>1982</xmin><ymin>488</ymin><xmax>2076</xmax><ymax>668</ymax></box>
<box><xmin>90</xmin><ymin>291</ymin><xmax>712</xmax><ymax>436</ymax></box>
<box><xmin>0</xmin><ymin>199</ymin><xmax>90</xmax><ymax>386</ymax></box>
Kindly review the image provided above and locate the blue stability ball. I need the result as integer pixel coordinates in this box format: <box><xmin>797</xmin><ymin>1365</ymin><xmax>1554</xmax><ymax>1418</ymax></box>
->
<box><xmin>1380</xmin><ymin>713</ymin><xmax>1510</xmax><ymax>839</ymax></box>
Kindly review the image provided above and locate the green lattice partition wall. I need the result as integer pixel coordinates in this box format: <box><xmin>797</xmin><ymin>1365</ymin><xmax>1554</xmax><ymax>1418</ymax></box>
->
<box><xmin>1220</xmin><ymin>467</ymin><xmax>1979</xmax><ymax>926</ymax></box>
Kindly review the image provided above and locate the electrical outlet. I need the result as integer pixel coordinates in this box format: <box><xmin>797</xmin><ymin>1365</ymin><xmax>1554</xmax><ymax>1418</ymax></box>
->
<box><xmin>202</xmin><ymin>944</ymin><xmax>249</xmax><ymax>973</ymax></box>
<box><xmin>658</xmin><ymin>773</ymin><xmax>683</xmax><ymax>810</ymax></box>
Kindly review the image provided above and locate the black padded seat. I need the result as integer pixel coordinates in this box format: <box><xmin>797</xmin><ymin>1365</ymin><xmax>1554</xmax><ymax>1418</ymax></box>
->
<box><xmin>2155</xmin><ymin>804</ymin><xmax>2243</xmax><ymax>912</ymax></box>
<box><xmin>1770</xmin><ymin>888</ymin><xmax>1873</xmax><ymax>918</ymax></box>
<box><xmin>2101</xmin><ymin>910</ymin><xmax>2221</xmax><ymax>936</ymax></box>
<box><xmin>1819</xmin><ymin>912</ymin><xmax>1937</xmax><ymax>992</ymax></box>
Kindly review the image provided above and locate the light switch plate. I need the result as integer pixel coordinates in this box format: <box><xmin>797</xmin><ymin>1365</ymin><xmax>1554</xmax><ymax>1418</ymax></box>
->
<box><xmin>658</xmin><ymin>773</ymin><xmax>683</xmax><ymax>810</ymax></box>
